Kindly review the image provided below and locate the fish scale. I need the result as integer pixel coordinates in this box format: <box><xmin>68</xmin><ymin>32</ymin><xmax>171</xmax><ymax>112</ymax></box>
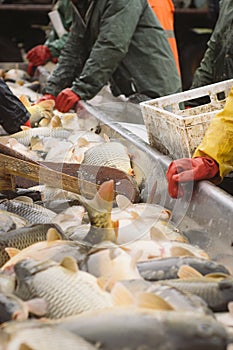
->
<box><xmin>0</xmin><ymin>200</ymin><xmax>56</xmax><ymax>224</ymax></box>
<box><xmin>15</xmin><ymin>259</ymin><xmax>113</xmax><ymax>319</ymax></box>
<box><xmin>155</xmin><ymin>278</ymin><xmax>233</xmax><ymax>311</ymax></box>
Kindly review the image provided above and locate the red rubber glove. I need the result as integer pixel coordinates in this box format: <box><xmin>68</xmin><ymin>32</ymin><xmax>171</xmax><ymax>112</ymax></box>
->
<box><xmin>26</xmin><ymin>45</ymin><xmax>52</xmax><ymax>66</ymax></box>
<box><xmin>166</xmin><ymin>156</ymin><xmax>219</xmax><ymax>198</ymax></box>
<box><xmin>55</xmin><ymin>88</ymin><xmax>80</xmax><ymax>113</ymax></box>
<box><xmin>36</xmin><ymin>94</ymin><xmax>56</xmax><ymax>104</ymax></box>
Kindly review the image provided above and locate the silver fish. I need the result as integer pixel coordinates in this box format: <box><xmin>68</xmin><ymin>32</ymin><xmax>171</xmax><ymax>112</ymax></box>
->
<box><xmin>0</xmin><ymin>199</ymin><xmax>57</xmax><ymax>224</ymax></box>
<box><xmin>0</xmin><ymin>210</ymin><xmax>28</xmax><ymax>233</ymax></box>
<box><xmin>9</xmin><ymin>127</ymin><xmax>71</xmax><ymax>147</ymax></box>
<box><xmin>14</xmin><ymin>257</ymin><xmax>113</xmax><ymax>319</ymax></box>
<box><xmin>57</xmin><ymin>308</ymin><xmax>228</xmax><ymax>350</ymax></box>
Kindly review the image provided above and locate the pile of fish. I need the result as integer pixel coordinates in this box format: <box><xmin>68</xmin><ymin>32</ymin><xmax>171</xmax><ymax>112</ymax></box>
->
<box><xmin>0</xmin><ymin>68</ymin><xmax>232</xmax><ymax>349</ymax></box>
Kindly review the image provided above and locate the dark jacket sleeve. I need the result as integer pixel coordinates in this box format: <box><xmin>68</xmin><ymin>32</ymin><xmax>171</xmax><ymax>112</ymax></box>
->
<box><xmin>0</xmin><ymin>79</ymin><xmax>30</xmax><ymax>134</ymax></box>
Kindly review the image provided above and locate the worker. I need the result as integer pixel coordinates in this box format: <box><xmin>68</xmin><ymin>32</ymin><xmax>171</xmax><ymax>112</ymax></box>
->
<box><xmin>166</xmin><ymin>85</ymin><xmax>233</xmax><ymax>198</ymax></box>
<box><xmin>191</xmin><ymin>0</ymin><xmax>233</xmax><ymax>89</ymax></box>
<box><xmin>0</xmin><ymin>79</ymin><xmax>31</xmax><ymax>134</ymax></box>
<box><xmin>148</xmin><ymin>0</ymin><xmax>181</xmax><ymax>75</ymax></box>
<box><xmin>26</xmin><ymin>0</ymin><xmax>73</xmax><ymax>74</ymax></box>
<box><xmin>37</xmin><ymin>0</ymin><xmax>182</xmax><ymax>113</ymax></box>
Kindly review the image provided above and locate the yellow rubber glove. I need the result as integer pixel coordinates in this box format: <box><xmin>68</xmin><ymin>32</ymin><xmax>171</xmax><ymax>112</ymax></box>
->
<box><xmin>193</xmin><ymin>86</ymin><xmax>233</xmax><ymax>181</ymax></box>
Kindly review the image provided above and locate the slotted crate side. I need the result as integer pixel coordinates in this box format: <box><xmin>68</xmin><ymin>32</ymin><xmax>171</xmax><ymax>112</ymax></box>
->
<box><xmin>141</xmin><ymin>79</ymin><xmax>233</xmax><ymax>159</ymax></box>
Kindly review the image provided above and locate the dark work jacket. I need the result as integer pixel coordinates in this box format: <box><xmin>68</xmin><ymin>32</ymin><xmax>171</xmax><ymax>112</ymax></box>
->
<box><xmin>45</xmin><ymin>0</ymin><xmax>181</xmax><ymax>101</ymax></box>
<box><xmin>0</xmin><ymin>79</ymin><xmax>30</xmax><ymax>134</ymax></box>
<box><xmin>192</xmin><ymin>0</ymin><xmax>233</xmax><ymax>88</ymax></box>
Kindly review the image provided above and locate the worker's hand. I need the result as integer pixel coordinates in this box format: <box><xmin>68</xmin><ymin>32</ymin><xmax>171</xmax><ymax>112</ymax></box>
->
<box><xmin>166</xmin><ymin>156</ymin><xmax>219</xmax><ymax>198</ymax></box>
<box><xmin>36</xmin><ymin>94</ymin><xmax>56</xmax><ymax>104</ymax></box>
<box><xmin>55</xmin><ymin>88</ymin><xmax>80</xmax><ymax>113</ymax></box>
<box><xmin>26</xmin><ymin>45</ymin><xmax>52</xmax><ymax>66</ymax></box>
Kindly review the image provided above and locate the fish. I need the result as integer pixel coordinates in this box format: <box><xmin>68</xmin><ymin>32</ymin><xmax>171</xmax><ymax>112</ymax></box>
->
<box><xmin>56</xmin><ymin>308</ymin><xmax>228</xmax><ymax>350</ymax></box>
<box><xmin>2</xmin><ymin>228</ymin><xmax>88</xmax><ymax>271</ymax></box>
<box><xmin>14</xmin><ymin>256</ymin><xmax>113</xmax><ymax>319</ymax></box>
<box><xmin>121</xmin><ymin>226</ymin><xmax>210</xmax><ymax>261</ymax></box>
<box><xmin>19</xmin><ymin>95</ymin><xmax>55</xmax><ymax>127</ymax></box>
<box><xmin>112</xmin><ymin>194</ymin><xmax>172</xmax><ymax>244</ymax></box>
<box><xmin>0</xmin><ymin>322</ymin><xmax>97</xmax><ymax>350</ymax></box>
<box><xmin>0</xmin><ymin>198</ymin><xmax>57</xmax><ymax>224</ymax></box>
<box><xmin>111</xmin><ymin>279</ymin><xmax>213</xmax><ymax>316</ymax></box>
<box><xmin>0</xmin><ymin>292</ymin><xmax>47</xmax><ymax>323</ymax></box>
<box><xmin>0</xmin><ymin>223</ymin><xmax>66</xmax><ymax>267</ymax></box>
<box><xmin>86</xmin><ymin>246</ymin><xmax>143</xmax><ymax>291</ymax></box>
<box><xmin>82</xmin><ymin>141</ymin><xmax>134</xmax><ymax>176</ymax></box>
<box><xmin>77</xmin><ymin>180</ymin><xmax>118</xmax><ymax>246</ymax></box>
<box><xmin>3</xmin><ymin>68</ymin><xmax>30</xmax><ymax>82</ymax></box>
<box><xmin>0</xmin><ymin>209</ymin><xmax>28</xmax><ymax>233</ymax></box>
<box><xmin>152</xmin><ymin>265</ymin><xmax>233</xmax><ymax>312</ymax></box>
<box><xmin>137</xmin><ymin>256</ymin><xmax>231</xmax><ymax>281</ymax></box>
<box><xmin>0</xmin><ymin>272</ymin><xmax>15</xmax><ymax>294</ymax></box>
<box><xmin>52</xmin><ymin>205</ymin><xmax>85</xmax><ymax>233</ymax></box>
<box><xmin>9</xmin><ymin>127</ymin><xmax>72</xmax><ymax>147</ymax></box>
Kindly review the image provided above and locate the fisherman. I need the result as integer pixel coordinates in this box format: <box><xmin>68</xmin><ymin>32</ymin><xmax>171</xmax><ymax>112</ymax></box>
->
<box><xmin>0</xmin><ymin>79</ymin><xmax>31</xmax><ymax>134</ymax></box>
<box><xmin>148</xmin><ymin>0</ymin><xmax>181</xmax><ymax>75</ymax></box>
<box><xmin>26</xmin><ymin>0</ymin><xmax>73</xmax><ymax>75</ymax></box>
<box><xmin>166</xmin><ymin>85</ymin><xmax>233</xmax><ymax>198</ymax></box>
<box><xmin>191</xmin><ymin>0</ymin><xmax>232</xmax><ymax>89</ymax></box>
<box><xmin>37</xmin><ymin>0</ymin><xmax>182</xmax><ymax>113</ymax></box>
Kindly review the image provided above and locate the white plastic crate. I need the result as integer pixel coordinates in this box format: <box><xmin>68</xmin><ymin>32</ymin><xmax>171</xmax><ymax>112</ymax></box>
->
<box><xmin>140</xmin><ymin>79</ymin><xmax>233</xmax><ymax>159</ymax></box>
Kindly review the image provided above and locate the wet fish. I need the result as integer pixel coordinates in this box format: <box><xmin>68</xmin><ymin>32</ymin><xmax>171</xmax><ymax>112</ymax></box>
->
<box><xmin>77</xmin><ymin>180</ymin><xmax>118</xmax><ymax>246</ymax></box>
<box><xmin>9</xmin><ymin>127</ymin><xmax>71</xmax><ymax>147</ymax></box>
<box><xmin>2</xmin><ymin>228</ymin><xmax>88</xmax><ymax>271</ymax></box>
<box><xmin>0</xmin><ymin>292</ymin><xmax>47</xmax><ymax>323</ymax></box>
<box><xmin>87</xmin><ymin>246</ymin><xmax>142</xmax><ymax>290</ymax></box>
<box><xmin>0</xmin><ymin>223</ymin><xmax>66</xmax><ymax>267</ymax></box>
<box><xmin>122</xmin><ymin>226</ymin><xmax>209</xmax><ymax>261</ymax></box>
<box><xmin>57</xmin><ymin>308</ymin><xmax>228</xmax><ymax>350</ymax></box>
<box><xmin>0</xmin><ymin>272</ymin><xmax>15</xmax><ymax>294</ymax></box>
<box><xmin>111</xmin><ymin>279</ymin><xmax>213</xmax><ymax>316</ymax></box>
<box><xmin>0</xmin><ymin>210</ymin><xmax>28</xmax><ymax>233</ymax></box>
<box><xmin>137</xmin><ymin>256</ymin><xmax>231</xmax><ymax>281</ymax></box>
<box><xmin>14</xmin><ymin>256</ymin><xmax>113</xmax><ymax>319</ymax></box>
<box><xmin>0</xmin><ymin>323</ymin><xmax>97</xmax><ymax>350</ymax></box>
<box><xmin>82</xmin><ymin>141</ymin><xmax>134</xmax><ymax>175</ymax></box>
<box><xmin>4</xmin><ymin>68</ymin><xmax>29</xmax><ymax>82</ymax></box>
<box><xmin>112</xmin><ymin>194</ymin><xmax>172</xmax><ymax>244</ymax></box>
<box><xmin>52</xmin><ymin>205</ymin><xmax>85</xmax><ymax>233</ymax></box>
<box><xmin>19</xmin><ymin>95</ymin><xmax>55</xmax><ymax>127</ymax></box>
<box><xmin>0</xmin><ymin>198</ymin><xmax>57</xmax><ymax>224</ymax></box>
<box><xmin>153</xmin><ymin>266</ymin><xmax>233</xmax><ymax>311</ymax></box>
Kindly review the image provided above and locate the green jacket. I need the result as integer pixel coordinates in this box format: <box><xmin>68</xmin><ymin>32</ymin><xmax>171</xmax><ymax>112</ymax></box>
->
<box><xmin>192</xmin><ymin>0</ymin><xmax>233</xmax><ymax>88</ymax></box>
<box><xmin>44</xmin><ymin>0</ymin><xmax>73</xmax><ymax>58</ymax></box>
<box><xmin>45</xmin><ymin>0</ymin><xmax>181</xmax><ymax>101</ymax></box>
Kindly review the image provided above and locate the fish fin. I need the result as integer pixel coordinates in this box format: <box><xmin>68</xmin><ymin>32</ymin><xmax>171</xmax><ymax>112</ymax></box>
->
<box><xmin>46</xmin><ymin>228</ymin><xmax>62</xmax><ymax>243</ymax></box>
<box><xmin>51</xmin><ymin>115</ymin><xmax>62</xmax><ymax>128</ymax></box>
<box><xmin>129</xmin><ymin>249</ymin><xmax>143</xmax><ymax>269</ymax></box>
<box><xmin>129</xmin><ymin>211</ymin><xmax>139</xmax><ymax>219</ymax></box>
<box><xmin>97</xmin><ymin>276</ymin><xmax>109</xmax><ymax>290</ymax></box>
<box><xmin>150</xmin><ymin>226</ymin><xmax>169</xmax><ymax>242</ymax></box>
<box><xmin>136</xmin><ymin>292</ymin><xmax>174</xmax><ymax>310</ymax></box>
<box><xmin>60</xmin><ymin>256</ymin><xmax>78</xmax><ymax>273</ymax></box>
<box><xmin>77</xmin><ymin>137</ymin><xmax>89</xmax><ymax>147</ymax></box>
<box><xmin>20</xmin><ymin>125</ymin><xmax>31</xmax><ymax>131</ymax></box>
<box><xmin>74</xmin><ymin>153</ymin><xmax>85</xmax><ymax>163</ymax></box>
<box><xmin>111</xmin><ymin>282</ymin><xmax>134</xmax><ymax>306</ymax></box>
<box><xmin>37</xmin><ymin>99</ymin><xmax>55</xmax><ymax>110</ymax></box>
<box><xmin>177</xmin><ymin>265</ymin><xmax>203</xmax><ymax>279</ymax></box>
<box><xmin>39</xmin><ymin>118</ymin><xmax>50</xmax><ymax>127</ymax></box>
<box><xmin>19</xmin><ymin>344</ymin><xmax>34</xmax><ymax>350</ymax></box>
<box><xmin>103</xmin><ymin>133</ymin><xmax>110</xmax><ymax>142</ymax></box>
<box><xmin>116</xmin><ymin>194</ymin><xmax>132</xmax><ymax>210</ymax></box>
<box><xmin>205</xmin><ymin>272</ymin><xmax>230</xmax><ymax>279</ymax></box>
<box><xmin>170</xmin><ymin>246</ymin><xmax>196</xmax><ymax>257</ymax></box>
<box><xmin>98</xmin><ymin>179</ymin><xmax>114</xmax><ymax>203</ymax></box>
<box><xmin>109</xmin><ymin>248</ymin><xmax>121</xmax><ymax>260</ymax></box>
<box><xmin>27</xmin><ymin>298</ymin><xmax>48</xmax><ymax>316</ymax></box>
<box><xmin>19</xmin><ymin>94</ymin><xmax>31</xmax><ymax>107</ymax></box>
<box><xmin>5</xmin><ymin>247</ymin><xmax>21</xmax><ymax>258</ymax></box>
<box><xmin>14</xmin><ymin>196</ymin><xmax>34</xmax><ymax>204</ymax></box>
<box><xmin>112</xmin><ymin>220</ymin><xmax>119</xmax><ymax>239</ymax></box>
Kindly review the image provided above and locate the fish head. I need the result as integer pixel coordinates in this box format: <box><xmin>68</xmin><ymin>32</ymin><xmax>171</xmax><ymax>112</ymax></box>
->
<box><xmin>0</xmin><ymin>293</ymin><xmax>28</xmax><ymax>323</ymax></box>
